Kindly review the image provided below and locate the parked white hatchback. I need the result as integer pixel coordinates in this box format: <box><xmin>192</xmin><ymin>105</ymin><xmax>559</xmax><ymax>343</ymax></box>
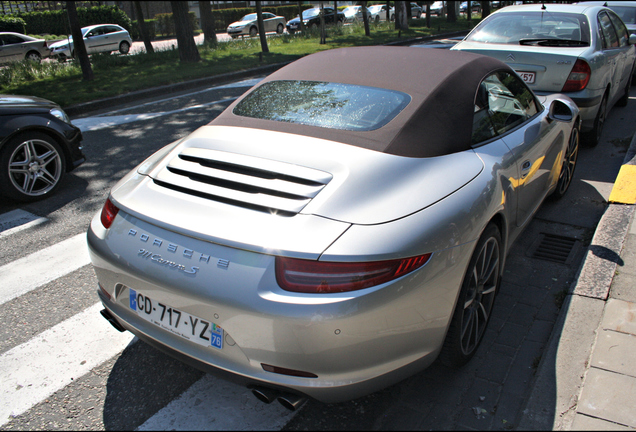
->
<box><xmin>49</xmin><ymin>24</ymin><xmax>132</xmax><ymax>61</ymax></box>
<box><xmin>452</xmin><ymin>3</ymin><xmax>636</xmax><ymax>146</ymax></box>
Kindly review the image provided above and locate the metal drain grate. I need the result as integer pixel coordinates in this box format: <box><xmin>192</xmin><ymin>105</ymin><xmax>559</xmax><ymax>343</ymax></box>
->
<box><xmin>529</xmin><ymin>233</ymin><xmax>581</xmax><ymax>265</ymax></box>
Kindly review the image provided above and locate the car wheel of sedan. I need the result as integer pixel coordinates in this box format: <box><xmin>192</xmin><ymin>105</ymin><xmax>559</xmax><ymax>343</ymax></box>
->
<box><xmin>277</xmin><ymin>23</ymin><xmax>284</xmax><ymax>34</ymax></box>
<box><xmin>584</xmin><ymin>92</ymin><xmax>607</xmax><ymax>147</ymax></box>
<box><xmin>25</xmin><ymin>51</ymin><xmax>42</xmax><ymax>62</ymax></box>
<box><xmin>551</xmin><ymin>123</ymin><xmax>579</xmax><ymax>200</ymax></box>
<box><xmin>439</xmin><ymin>223</ymin><xmax>501</xmax><ymax>368</ymax></box>
<box><xmin>249</xmin><ymin>26</ymin><xmax>258</xmax><ymax>37</ymax></box>
<box><xmin>0</xmin><ymin>132</ymin><xmax>66</xmax><ymax>202</ymax></box>
<box><xmin>119</xmin><ymin>41</ymin><xmax>130</xmax><ymax>54</ymax></box>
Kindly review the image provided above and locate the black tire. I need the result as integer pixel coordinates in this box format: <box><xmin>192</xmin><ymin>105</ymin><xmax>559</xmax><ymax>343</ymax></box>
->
<box><xmin>0</xmin><ymin>132</ymin><xmax>66</xmax><ymax>202</ymax></box>
<box><xmin>119</xmin><ymin>41</ymin><xmax>130</xmax><ymax>54</ymax></box>
<box><xmin>583</xmin><ymin>92</ymin><xmax>608</xmax><ymax>147</ymax></box>
<box><xmin>550</xmin><ymin>122</ymin><xmax>579</xmax><ymax>200</ymax></box>
<box><xmin>439</xmin><ymin>223</ymin><xmax>501</xmax><ymax>368</ymax></box>
<box><xmin>276</xmin><ymin>23</ymin><xmax>284</xmax><ymax>34</ymax></box>
<box><xmin>25</xmin><ymin>51</ymin><xmax>42</xmax><ymax>62</ymax></box>
<box><xmin>249</xmin><ymin>26</ymin><xmax>258</xmax><ymax>37</ymax></box>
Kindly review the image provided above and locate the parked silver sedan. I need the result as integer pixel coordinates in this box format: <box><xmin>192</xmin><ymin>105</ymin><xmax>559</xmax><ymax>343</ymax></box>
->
<box><xmin>90</xmin><ymin>47</ymin><xmax>580</xmax><ymax>408</ymax></box>
<box><xmin>49</xmin><ymin>24</ymin><xmax>132</xmax><ymax>61</ymax></box>
<box><xmin>0</xmin><ymin>32</ymin><xmax>50</xmax><ymax>64</ymax></box>
<box><xmin>452</xmin><ymin>3</ymin><xmax>636</xmax><ymax>146</ymax></box>
<box><xmin>227</xmin><ymin>12</ymin><xmax>286</xmax><ymax>38</ymax></box>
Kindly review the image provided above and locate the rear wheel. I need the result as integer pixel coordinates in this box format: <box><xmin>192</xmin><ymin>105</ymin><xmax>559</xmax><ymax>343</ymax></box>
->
<box><xmin>584</xmin><ymin>92</ymin><xmax>607</xmax><ymax>147</ymax></box>
<box><xmin>25</xmin><ymin>51</ymin><xmax>42</xmax><ymax>62</ymax></box>
<box><xmin>119</xmin><ymin>41</ymin><xmax>130</xmax><ymax>54</ymax></box>
<box><xmin>551</xmin><ymin>122</ymin><xmax>579</xmax><ymax>200</ymax></box>
<box><xmin>249</xmin><ymin>26</ymin><xmax>258</xmax><ymax>37</ymax></box>
<box><xmin>276</xmin><ymin>23</ymin><xmax>284</xmax><ymax>34</ymax></box>
<box><xmin>439</xmin><ymin>223</ymin><xmax>501</xmax><ymax>367</ymax></box>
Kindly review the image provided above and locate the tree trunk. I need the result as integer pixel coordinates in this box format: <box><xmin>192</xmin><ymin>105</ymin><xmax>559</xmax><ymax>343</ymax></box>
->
<box><xmin>134</xmin><ymin>1</ymin><xmax>154</xmax><ymax>53</ymax></box>
<box><xmin>447</xmin><ymin>1</ymin><xmax>457</xmax><ymax>22</ymax></box>
<box><xmin>481</xmin><ymin>1</ymin><xmax>491</xmax><ymax>19</ymax></box>
<box><xmin>199</xmin><ymin>0</ymin><xmax>217</xmax><ymax>46</ymax></box>
<box><xmin>426</xmin><ymin>4</ymin><xmax>431</xmax><ymax>28</ymax></box>
<box><xmin>255</xmin><ymin>1</ymin><xmax>269</xmax><ymax>53</ymax></box>
<box><xmin>333</xmin><ymin>1</ymin><xmax>337</xmax><ymax>25</ymax></box>
<box><xmin>170</xmin><ymin>1</ymin><xmax>201</xmax><ymax>63</ymax></box>
<box><xmin>319</xmin><ymin>1</ymin><xmax>326</xmax><ymax>44</ymax></box>
<box><xmin>297</xmin><ymin>1</ymin><xmax>305</xmax><ymax>33</ymax></box>
<box><xmin>385</xmin><ymin>1</ymin><xmax>390</xmax><ymax>22</ymax></box>
<box><xmin>396</xmin><ymin>1</ymin><xmax>408</xmax><ymax>30</ymax></box>
<box><xmin>361</xmin><ymin>1</ymin><xmax>370</xmax><ymax>36</ymax></box>
<box><xmin>467</xmin><ymin>0</ymin><xmax>471</xmax><ymax>21</ymax></box>
<box><xmin>66</xmin><ymin>1</ymin><xmax>93</xmax><ymax>81</ymax></box>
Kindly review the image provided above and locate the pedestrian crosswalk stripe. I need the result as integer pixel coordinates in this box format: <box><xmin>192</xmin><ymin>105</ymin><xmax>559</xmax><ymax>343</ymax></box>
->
<box><xmin>0</xmin><ymin>209</ymin><xmax>47</xmax><ymax>240</ymax></box>
<box><xmin>0</xmin><ymin>302</ymin><xmax>135</xmax><ymax>426</ymax></box>
<box><xmin>0</xmin><ymin>233</ymin><xmax>91</xmax><ymax>306</ymax></box>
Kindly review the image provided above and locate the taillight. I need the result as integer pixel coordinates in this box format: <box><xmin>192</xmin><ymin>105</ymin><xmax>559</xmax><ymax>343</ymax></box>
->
<box><xmin>561</xmin><ymin>59</ymin><xmax>591</xmax><ymax>92</ymax></box>
<box><xmin>275</xmin><ymin>254</ymin><xmax>432</xmax><ymax>294</ymax></box>
<box><xmin>100</xmin><ymin>198</ymin><xmax>119</xmax><ymax>229</ymax></box>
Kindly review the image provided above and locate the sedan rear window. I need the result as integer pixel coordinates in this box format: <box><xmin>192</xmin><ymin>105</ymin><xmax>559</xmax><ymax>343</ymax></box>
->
<box><xmin>466</xmin><ymin>11</ymin><xmax>591</xmax><ymax>45</ymax></box>
<box><xmin>233</xmin><ymin>80</ymin><xmax>411</xmax><ymax>131</ymax></box>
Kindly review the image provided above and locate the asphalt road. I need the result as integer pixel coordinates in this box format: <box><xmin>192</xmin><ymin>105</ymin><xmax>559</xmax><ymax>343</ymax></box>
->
<box><xmin>0</xmin><ymin>73</ymin><xmax>634</xmax><ymax>430</ymax></box>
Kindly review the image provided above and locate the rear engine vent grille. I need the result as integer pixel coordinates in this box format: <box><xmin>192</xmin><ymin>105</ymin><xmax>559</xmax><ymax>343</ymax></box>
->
<box><xmin>529</xmin><ymin>233</ymin><xmax>581</xmax><ymax>265</ymax></box>
<box><xmin>152</xmin><ymin>148</ymin><xmax>332</xmax><ymax>216</ymax></box>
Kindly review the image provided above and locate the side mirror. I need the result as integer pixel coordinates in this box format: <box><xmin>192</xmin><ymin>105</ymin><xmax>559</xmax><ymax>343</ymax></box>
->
<box><xmin>630</xmin><ymin>34</ymin><xmax>636</xmax><ymax>45</ymax></box>
<box><xmin>548</xmin><ymin>99</ymin><xmax>574</xmax><ymax>122</ymax></box>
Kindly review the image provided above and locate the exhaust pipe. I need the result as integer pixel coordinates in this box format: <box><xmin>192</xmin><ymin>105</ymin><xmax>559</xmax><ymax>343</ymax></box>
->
<box><xmin>277</xmin><ymin>392</ymin><xmax>307</xmax><ymax>411</ymax></box>
<box><xmin>100</xmin><ymin>309</ymin><xmax>126</xmax><ymax>332</ymax></box>
<box><xmin>251</xmin><ymin>386</ymin><xmax>278</xmax><ymax>404</ymax></box>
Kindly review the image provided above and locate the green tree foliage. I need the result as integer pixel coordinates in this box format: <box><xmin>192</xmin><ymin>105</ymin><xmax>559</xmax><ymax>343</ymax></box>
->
<box><xmin>15</xmin><ymin>5</ymin><xmax>132</xmax><ymax>35</ymax></box>
<box><xmin>0</xmin><ymin>16</ymin><xmax>26</xmax><ymax>33</ymax></box>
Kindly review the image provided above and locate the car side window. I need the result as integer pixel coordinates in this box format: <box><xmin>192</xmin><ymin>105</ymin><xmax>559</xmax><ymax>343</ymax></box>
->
<box><xmin>598</xmin><ymin>11</ymin><xmax>619</xmax><ymax>49</ymax></box>
<box><xmin>3</xmin><ymin>35</ymin><xmax>24</xmax><ymax>45</ymax></box>
<box><xmin>607</xmin><ymin>10</ymin><xmax>629</xmax><ymax>48</ymax></box>
<box><xmin>472</xmin><ymin>72</ymin><xmax>538</xmax><ymax>145</ymax></box>
<box><xmin>264</xmin><ymin>13</ymin><xmax>275</xmax><ymax>19</ymax></box>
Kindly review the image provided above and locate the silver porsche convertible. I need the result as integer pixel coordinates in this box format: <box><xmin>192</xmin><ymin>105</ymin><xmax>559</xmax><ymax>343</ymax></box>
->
<box><xmin>88</xmin><ymin>47</ymin><xmax>580</xmax><ymax>408</ymax></box>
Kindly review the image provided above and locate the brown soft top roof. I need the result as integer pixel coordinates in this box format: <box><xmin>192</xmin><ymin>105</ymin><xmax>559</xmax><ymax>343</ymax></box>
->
<box><xmin>211</xmin><ymin>46</ymin><xmax>512</xmax><ymax>158</ymax></box>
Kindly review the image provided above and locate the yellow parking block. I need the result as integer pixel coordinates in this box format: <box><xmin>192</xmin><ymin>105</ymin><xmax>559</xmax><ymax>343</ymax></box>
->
<box><xmin>609</xmin><ymin>164</ymin><xmax>636</xmax><ymax>204</ymax></box>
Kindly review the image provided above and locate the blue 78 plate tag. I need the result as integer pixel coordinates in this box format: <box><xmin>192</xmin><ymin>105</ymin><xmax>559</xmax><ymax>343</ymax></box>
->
<box><xmin>129</xmin><ymin>289</ymin><xmax>223</xmax><ymax>349</ymax></box>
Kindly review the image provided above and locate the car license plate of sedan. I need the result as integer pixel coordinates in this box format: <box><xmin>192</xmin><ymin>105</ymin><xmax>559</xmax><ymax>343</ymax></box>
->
<box><xmin>516</xmin><ymin>71</ymin><xmax>536</xmax><ymax>84</ymax></box>
<box><xmin>129</xmin><ymin>289</ymin><xmax>223</xmax><ymax>349</ymax></box>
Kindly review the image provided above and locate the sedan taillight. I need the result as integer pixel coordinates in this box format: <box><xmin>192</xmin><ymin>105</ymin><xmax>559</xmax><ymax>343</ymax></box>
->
<box><xmin>100</xmin><ymin>198</ymin><xmax>119</xmax><ymax>229</ymax></box>
<box><xmin>561</xmin><ymin>59</ymin><xmax>591</xmax><ymax>92</ymax></box>
<box><xmin>275</xmin><ymin>254</ymin><xmax>432</xmax><ymax>294</ymax></box>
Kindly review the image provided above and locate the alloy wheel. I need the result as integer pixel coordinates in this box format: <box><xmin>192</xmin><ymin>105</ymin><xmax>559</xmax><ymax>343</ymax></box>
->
<box><xmin>459</xmin><ymin>237</ymin><xmax>499</xmax><ymax>355</ymax></box>
<box><xmin>557</xmin><ymin>126</ymin><xmax>579</xmax><ymax>196</ymax></box>
<box><xmin>8</xmin><ymin>138</ymin><xmax>63</xmax><ymax>197</ymax></box>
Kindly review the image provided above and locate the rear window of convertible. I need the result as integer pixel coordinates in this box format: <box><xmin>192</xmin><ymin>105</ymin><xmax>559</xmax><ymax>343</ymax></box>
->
<box><xmin>233</xmin><ymin>80</ymin><xmax>411</xmax><ymax>131</ymax></box>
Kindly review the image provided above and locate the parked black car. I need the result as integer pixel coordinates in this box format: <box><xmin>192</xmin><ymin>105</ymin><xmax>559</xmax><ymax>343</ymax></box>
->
<box><xmin>0</xmin><ymin>95</ymin><xmax>84</xmax><ymax>202</ymax></box>
<box><xmin>286</xmin><ymin>7</ymin><xmax>345</xmax><ymax>34</ymax></box>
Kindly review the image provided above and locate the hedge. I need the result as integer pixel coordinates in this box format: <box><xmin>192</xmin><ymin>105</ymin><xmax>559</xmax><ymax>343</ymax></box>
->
<box><xmin>0</xmin><ymin>16</ymin><xmax>26</xmax><ymax>33</ymax></box>
<box><xmin>12</xmin><ymin>5</ymin><xmax>132</xmax><ymax>36</ymax></box>
<box><xmin>155</xmin><ymin>12</ymin><xmax>198</xmax><ymax>37</ymax></box>
<box><xmin>131</xmin><ymin>19</ymin><xmax>157</xmax><ymax>41</ymax></box>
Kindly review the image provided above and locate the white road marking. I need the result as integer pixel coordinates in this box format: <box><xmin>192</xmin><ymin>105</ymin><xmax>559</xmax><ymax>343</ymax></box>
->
<box><xmin>0</xmin><ymin>302</ymin><xmax>135</xmax><ymax>426</ymax></box>
<box><xmin>0</xmin><ymin>233</ymin><xmax>90</xmax><ymax>306</ymax></box>
<box><xmin>137</xmin><ymin>374</ymin><xmax>295</xmax><ymax>431</ymax></box>
<box><xmin>72</xmin><ymin>97</ymin><xmax>238</xmax><ymax>132</ymax></box>
<box><xmin>0</xmin><ymin>210</ymin><xmax>47</xmax><ymax>240</ymax></box>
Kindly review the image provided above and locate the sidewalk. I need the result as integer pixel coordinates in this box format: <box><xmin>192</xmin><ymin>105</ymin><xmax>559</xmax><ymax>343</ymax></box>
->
<box><xmin>520</xmin><ymin>133</ymin><xmax>636</xmax><ymax>430</ymax></box>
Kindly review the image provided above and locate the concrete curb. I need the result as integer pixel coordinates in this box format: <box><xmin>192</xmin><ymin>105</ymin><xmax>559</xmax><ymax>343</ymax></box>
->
<box><xmin>518</xmin><ymin>131</ymin><xmax>636</xmax><ymax>430</ymax></box>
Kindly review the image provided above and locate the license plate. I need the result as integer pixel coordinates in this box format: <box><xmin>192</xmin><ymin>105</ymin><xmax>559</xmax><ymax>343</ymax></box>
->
<box><xmin>516</xmin><ymin>71</ymin><xmax>536</xmax><ymax>84</ymax></box>
<box><xmin>129</xmin><ymin>289</ymin><xmax>223</xmax><ymax>349</ymax></box>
